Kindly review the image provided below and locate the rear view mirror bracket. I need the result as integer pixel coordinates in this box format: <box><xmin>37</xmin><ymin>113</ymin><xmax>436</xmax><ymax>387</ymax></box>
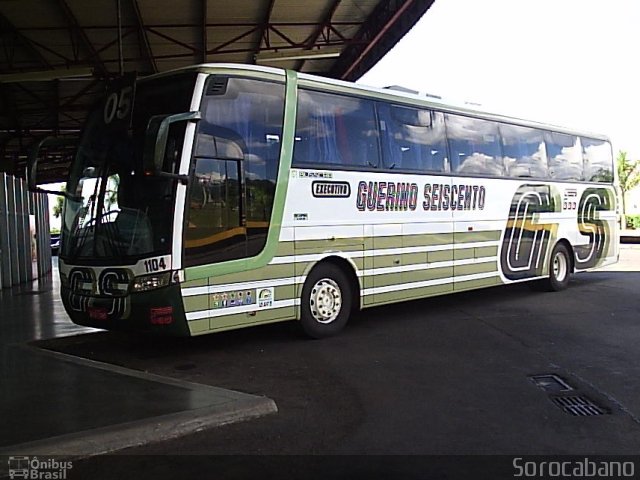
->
<box><xmin>144</xmin><ymin>111</ymin><xmax>201</xmax><ymax>180</ymax></box>
<box><xmin>27</xmin><ymin>136</ymin><xmax>78</xmax><ymax>194</ymax></box>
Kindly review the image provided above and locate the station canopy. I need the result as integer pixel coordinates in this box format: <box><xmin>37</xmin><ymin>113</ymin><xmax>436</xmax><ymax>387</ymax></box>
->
<box><xmin>0</xmin><ymin>0</ymin><xmax>434</xmax><ymax>182</ymax></box>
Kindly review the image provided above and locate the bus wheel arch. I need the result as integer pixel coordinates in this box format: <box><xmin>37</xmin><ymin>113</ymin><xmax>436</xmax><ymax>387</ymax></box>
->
<box><xmin>298</xmin><ymin>257</ymin><xmax>359</xmax><ymax>338</ymax></box>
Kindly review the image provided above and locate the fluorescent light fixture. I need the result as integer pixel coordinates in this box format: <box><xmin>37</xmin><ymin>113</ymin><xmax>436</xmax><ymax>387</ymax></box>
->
<box><xmin>255</xmin><ymin>48</ymin><xmax>342</xmax><ymax>64</ymax></box>
<box><xmin>0</xmin><ymin>67</ymin><xmax>94</xmax><ymax>83</ymax></box>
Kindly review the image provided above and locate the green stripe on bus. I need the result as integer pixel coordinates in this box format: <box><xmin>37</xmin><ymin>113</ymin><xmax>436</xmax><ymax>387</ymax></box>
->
<box><xmin>372</xmin><ymin>283</ymin><xmax>453</xmax><ymax>306</ymax></box>
<box><xmin>208</xmin><ymin>306</ymin><xmax>294</xmax><ymax>331</ymax></box>
<box><xmin>188</xmin><ymin>319</ymin><xmax>210</xmax><ymax>335</ymax></box>
<box><xmin>475</xmin><ymin>245</ymin><xmax>499</xmax><ymax>258</ymax></box>
<box><xmin>189</xmin><ymin>312</ymin><xmax>294</xmax><ymax>335</ymax></box>
<box><xmin>454</xmin><ymin>230</ymin><xmax>501</xmax><ymax>243</ymax></box>
<box><xmin>453</xmin><ymin>276</ymin><xmax>501</xmax><ymax>292</ymax></box>
<box><xmin>454</xmin><ymin>262</ymin><xmax>498</xmax><ymax>276</ymax></box>
<box><xmin>294</xmin><ymin>257</ymin><xmax>364</xmax><ymax>276</ymax></box>
<box><xmin>428</xmin><ymin>250</ymin><xmax>454</xmax><ymax>262</ymax></box>
<box><xmin>295</xmin><ymin>238</ymin><xmax>365</xmax><ymax>252</ymax></box>
<box><xmin>275</xmin><ymin>284</ymin><xmax>296</xmax><ymax>299</ymax></box>
<box><xmin>213</xmin><ymin>263</ymin><xmax>295</xmax><ymax>284</ymax></box>
<box><xmin>365</xmin><ymin>266</ymin><xmax>453</xmax><ymax>288</ymax></box>
<box><xmin>403</xmin><ymin>252</ymin><xmax>428</xmax><ymax>265</ymax></box>
<box><xmin>373</xmin><ymin>236</ymin><xmax>402</xmax><ymax>249</ymax></box>
<box><xmin>279</xmin><ymin>230</ymin><xmax>498</xmax><ymax>258</ymax></box>
<box><xmin>183</xmin><ymin>295</ymin><xmax>209</xmax><ymax>313</ymax></box>
<box><xmin>276</xmin><ymin>242</ymin><xmax>295</xmax><ymax>256</ymax></box>
<box><xmin>402</xmin><ymin>232</ymin><xmax>454</xmax><ymax>248</ymax></box>
<box><xmin>454</xmin><ymin>248</ymin><xmax>475</xmax><ymax>260</ymax></box>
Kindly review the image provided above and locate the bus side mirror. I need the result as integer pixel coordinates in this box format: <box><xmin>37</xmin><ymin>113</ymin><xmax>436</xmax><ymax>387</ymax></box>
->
<box><xmin>143</xmin><ymin>111</ymin><xmax>201</xmax><ymax>182</ymax></box>
<box><xmin>27</xmin><ymin>136</ymin><xmax>78</xmax><ymax>195</ymax></box>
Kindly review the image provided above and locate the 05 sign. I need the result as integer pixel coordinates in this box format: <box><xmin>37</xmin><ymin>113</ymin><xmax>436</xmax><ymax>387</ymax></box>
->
<box><xmin>102</xmin><ymin>72</ymin><xmax>136</xmax><ymax>129</ymax></box>
<box><xmin>103</xmin><ymin>86</ymin><xmax>133</xmax><ymax>125</ymax></box>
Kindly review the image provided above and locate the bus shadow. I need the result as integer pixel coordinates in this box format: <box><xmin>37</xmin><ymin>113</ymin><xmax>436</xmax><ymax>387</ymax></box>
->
<box><xmin>30</xmin><ymin>270</ymin><xmax>638</xmax><ymax>372</ymax></box>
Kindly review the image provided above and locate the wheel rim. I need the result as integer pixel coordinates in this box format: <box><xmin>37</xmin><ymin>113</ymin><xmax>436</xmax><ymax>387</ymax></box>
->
<box><xmin>553</xmin><ymin>251</ymin><xmax>568</xmax><ymax>282</ymax></box>
<box><xmin>309</xmin><ymin>278</ymin><xmax>342</xmax><ymax>324</ymax></box>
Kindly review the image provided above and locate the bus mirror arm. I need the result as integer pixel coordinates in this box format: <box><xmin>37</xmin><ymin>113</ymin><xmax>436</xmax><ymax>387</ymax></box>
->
<box><xmin>154</xmin><ymin>170</ymin><xmax>190</xmax><ymax>185</ymax></box>
<box><xmin>27</xmin><ymin>136</ymin><xmax>78</xmax><ymax>193</ymax></box>
<box><xmin>145</xmin><ymin>111</ymin><xmax>201</xmax><ymax>177</ymax></box>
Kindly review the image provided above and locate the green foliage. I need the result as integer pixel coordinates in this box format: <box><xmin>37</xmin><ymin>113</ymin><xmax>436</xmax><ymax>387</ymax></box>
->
<box><xmin>618</xmin><ymin>151</ymin><xmax>640</xmax><ymax>192</ymax></box>
<box><xmin>625</xmin><ymin>214</ymin><xmax>640</xmax><ymax>230</ymax></box>
<box><xmin>616</xmin><ymin>151</ymin><xmax>640</xmax><ymax>222</ymax></box>
<box><xmin>52</xmin><ymin>185</ymin><xmax>66</xmax><ymax>219</ymax></box>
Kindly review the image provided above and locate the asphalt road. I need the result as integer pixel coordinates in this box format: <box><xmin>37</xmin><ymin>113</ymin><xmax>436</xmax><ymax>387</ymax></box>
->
<box><xmin>36</xmin><ymin>246</ymin><xmax>640</xmax><ymax>477</ymax></box>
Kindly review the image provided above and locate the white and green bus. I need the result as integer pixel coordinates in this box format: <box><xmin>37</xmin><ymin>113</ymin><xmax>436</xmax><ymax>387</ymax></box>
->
<box><xmin>30</xmin><ymin>64</ymin><xmax>618</xmax><ymax>337</ymax></box>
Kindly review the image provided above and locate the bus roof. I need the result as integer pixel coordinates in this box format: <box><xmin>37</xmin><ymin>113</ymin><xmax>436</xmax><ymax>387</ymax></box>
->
<box><xmin>144</xmin><ymin>63</ymin><xmax>610</xmax><ymax>142</ymax></box>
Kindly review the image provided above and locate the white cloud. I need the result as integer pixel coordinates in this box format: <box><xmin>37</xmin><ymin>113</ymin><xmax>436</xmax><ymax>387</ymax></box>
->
<box><xmin>359</xmin><ymin>0</ymin><xmax>640</xmax><ymax>158</ymax></box>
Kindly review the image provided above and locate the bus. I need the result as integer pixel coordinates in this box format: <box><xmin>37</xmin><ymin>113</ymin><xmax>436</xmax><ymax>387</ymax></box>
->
<box><xmin>29</xmin><ymin>63</ymin><xmax>618</xmax><ymax>338</ymax></box>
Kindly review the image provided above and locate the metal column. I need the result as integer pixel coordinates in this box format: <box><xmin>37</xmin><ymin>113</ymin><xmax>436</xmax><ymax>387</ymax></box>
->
<box><xmin>0</xmin><ymin>173</ymin><xmax>52</xmax><ymax>289</ymax></box>
<box><xmin>0</xmin><ymin>173</ymin><xmax>10</xmax><ymax>288</ymax></box>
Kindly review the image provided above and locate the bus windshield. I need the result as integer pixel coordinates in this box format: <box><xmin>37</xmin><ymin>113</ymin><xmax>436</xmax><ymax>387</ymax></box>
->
<box><xmin>61</xmin><ymin>73</ymin><xmax>197</xmax><ymax>263</ymax></box>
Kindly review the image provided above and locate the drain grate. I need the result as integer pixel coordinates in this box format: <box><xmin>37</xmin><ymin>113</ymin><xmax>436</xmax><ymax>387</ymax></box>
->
<box><xmin>530</xmin><ymin>374</ymin><xmax>573</xmax><ymax>393</ymax></box>
<box><xmin>551</xmin><ymin>395</ymin><xmax>608</xmax><ymax>416</ymax></box>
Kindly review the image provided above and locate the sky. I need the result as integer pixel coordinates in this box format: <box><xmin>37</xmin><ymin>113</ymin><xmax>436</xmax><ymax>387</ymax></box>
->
<box><xmin>358</xmin><ymin>0</ymin><xmax>640</xmax><ymax>159</ymax></box>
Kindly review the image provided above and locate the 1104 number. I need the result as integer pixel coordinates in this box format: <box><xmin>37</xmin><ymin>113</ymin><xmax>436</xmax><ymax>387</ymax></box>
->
<box><xmin>144</xmin><ymin>257</ymin><xmax>167</xmax><ymax>273</ymax></box>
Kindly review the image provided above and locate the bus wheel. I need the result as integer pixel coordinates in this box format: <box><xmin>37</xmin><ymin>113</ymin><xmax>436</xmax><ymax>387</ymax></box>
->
<box><xmin>546</xmin><ymin>243</ymin><xmax>571</xmax><ymax>291</ymax></box>
<box><xmin>300</xmin><ymin>263</ymin><xmax>352</xmax><ymax>338</ymax></box>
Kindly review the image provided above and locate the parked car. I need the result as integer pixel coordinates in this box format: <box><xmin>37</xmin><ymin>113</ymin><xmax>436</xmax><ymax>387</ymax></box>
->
<box><xmin>50</xmin><ymin>233</ymin><xmax>60</xmax><ymax>256</ymax></box>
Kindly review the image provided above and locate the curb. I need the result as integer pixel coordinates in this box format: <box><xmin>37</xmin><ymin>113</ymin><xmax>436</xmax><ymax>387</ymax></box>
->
<box><xmin>0</xmin><ymin>395</ymin><xmax>276</xmax><ymax>458</ymax></box>
<box><xmin>0</xmin><ymin>345</ymin><xmax>277</xmax><ymax>458</ymax></box>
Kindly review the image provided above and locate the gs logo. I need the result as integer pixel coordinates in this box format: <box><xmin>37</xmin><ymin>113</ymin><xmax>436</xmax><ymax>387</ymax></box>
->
<box><xmin>574</xmin><ymin>188</ymin><xmax>613</xmax><ymax>270</ymax></box>
<box><xmin>500</xmin><ymin>185</ymin><xmax>613</xmax><ymax>280</ymax></box>
<box><xmin>500</xmin><ymin>185</ymin><xmax>558</xmax><ymax>281</ymax></box>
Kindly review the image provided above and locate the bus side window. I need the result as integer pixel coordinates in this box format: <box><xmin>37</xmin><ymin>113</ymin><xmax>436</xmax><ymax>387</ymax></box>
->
<box><xmin>581</xmin><ymin>137</ymin><xmax>613</xmax><ymax>183</ymax></box>
<box><xmin>293</xmin><ymin>89</ymin><xmax>380</xmax><ymax>168</ymax></box>
<box><xmin>545</xmin><ymin>132</ymin><xmax>582</xmax><ymax>181</ymax></box>
<box><xmin>499</xmin><ymin>124</ymin><xmax>548</xmax><ymax>179</ymax></box>
<box><xmin>185</xmin><ymin>77</ymin><xmax>285</xmax><ymax>266</ymax></box>
<box><xmin>379</xmin><ymin>104</ymin><xmax>448</xmax><ymax>173</ymax></box>
<box><xmin>445</xmin><ymin>114</ymin><xmax>505</xmax><ymax>177</ymax></box>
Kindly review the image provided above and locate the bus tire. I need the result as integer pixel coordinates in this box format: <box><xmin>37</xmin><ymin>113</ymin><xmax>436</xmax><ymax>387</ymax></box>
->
<box><xmin>545</xmin><ymin>243</ymin><xmax>571</xmax><ymax>291</ymax></box>
<box><xmin>300</xmin><ymin>263</ymin><xmax>352</xmax><ymax>338</ymax></box>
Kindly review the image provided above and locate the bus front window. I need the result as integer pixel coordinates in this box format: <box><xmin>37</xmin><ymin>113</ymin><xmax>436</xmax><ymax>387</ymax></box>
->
<box><xmin>62</xmin><ymin>73</ymin><xmax>197</xmax><ymax>263</ymax></box>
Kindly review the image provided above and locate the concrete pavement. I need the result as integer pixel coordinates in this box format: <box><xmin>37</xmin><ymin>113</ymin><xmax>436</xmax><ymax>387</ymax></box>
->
<box><xmin>0</xmin><ymin>266</ymin><xmax>276</xmax><ymax>458</ymax></box>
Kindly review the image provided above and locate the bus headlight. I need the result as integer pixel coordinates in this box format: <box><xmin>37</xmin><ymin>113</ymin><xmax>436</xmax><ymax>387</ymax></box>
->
<box><xmin>132</xmin><ymin>272</ymin><xmax>171</xmax><ymax>293</ymax></box>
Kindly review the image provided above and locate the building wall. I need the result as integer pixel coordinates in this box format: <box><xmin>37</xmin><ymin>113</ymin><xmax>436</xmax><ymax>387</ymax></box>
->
<box><xmin>0</xmin><ymin>173</ymin><xmax>51</xmax><ymax>289</ymax></box>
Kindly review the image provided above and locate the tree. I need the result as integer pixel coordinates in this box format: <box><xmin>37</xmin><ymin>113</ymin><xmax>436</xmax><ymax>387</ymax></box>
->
<box><xmin>617</xmin><ymin>150</ymin><xmax>640</xmax><ymax>226</ymax></box>
<box><xmin>52</xmin><ymin>186</ymin><xmax>66</xmax><ymax>218</ymax></box>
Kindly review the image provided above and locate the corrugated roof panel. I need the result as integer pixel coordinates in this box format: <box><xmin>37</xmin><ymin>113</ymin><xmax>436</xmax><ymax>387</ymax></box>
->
<box><xmin>138</xmin><ymin>0</ymin><xmax>201</xmax><ymax>25</ymax></box>
<box><xmin>0</xmin><ymin>0</ymin><xmax>433</xmax><ymax>180</ymax></box>
<box><xmin>270</xmin><ymin>0</ymin><xmax>326</xmax><ymax>23</ymax></box>
<box><xmin>0</xmin><ymin>0</ymin><xmax>65</xmax><ymax>29</ymax></box>
<box><xmin>65</xmin><ymin>0</ymin><xmax>115</xmax><ymax>26</ymax></box>
<box><xmin>209</xmin><ymin>0</ymin><xmax>264</xmax><ymax>22</ymax></box>
<box><xmin>333</xmin><ymin>0</ymin><xmax>378</xmax><ymax>22</ymax></box>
